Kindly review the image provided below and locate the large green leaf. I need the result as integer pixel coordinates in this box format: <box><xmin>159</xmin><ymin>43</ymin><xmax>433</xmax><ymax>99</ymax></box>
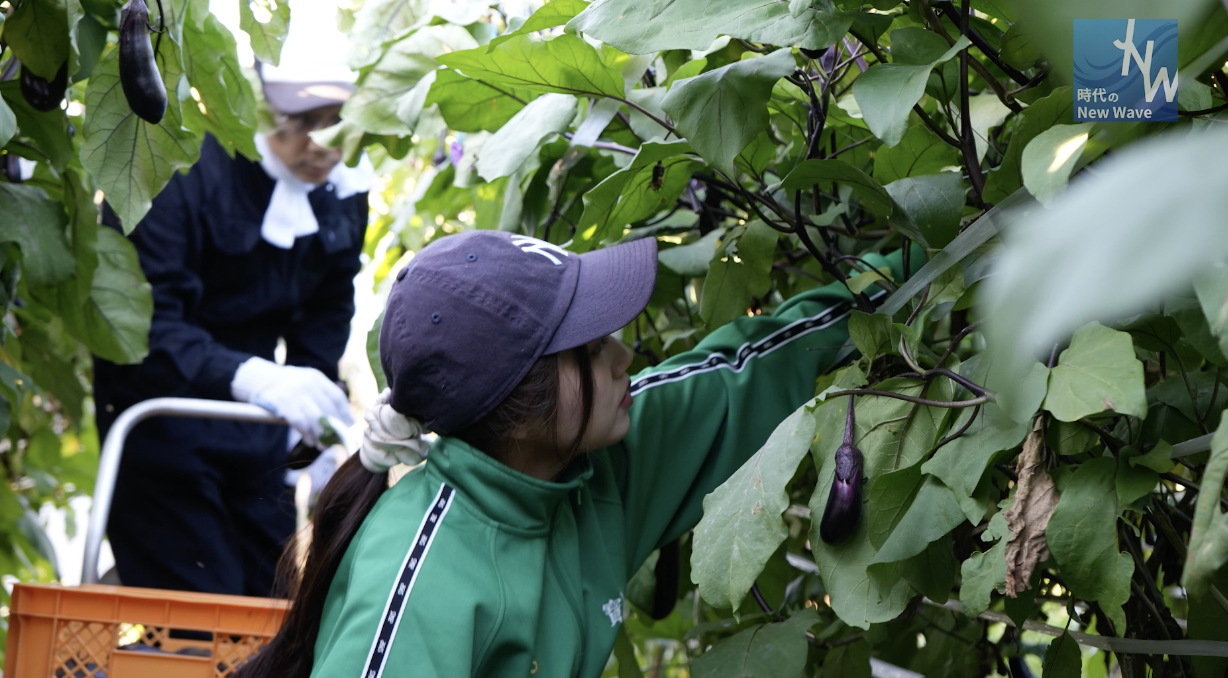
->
<box><xmin>436</xmin><ymin>33</ymin><xmax>624</xmax><ymax>99</ymax></box>
<box><xmin>1043</xmin><ymin>322</ymin><xmax>1147</xmax><ymax>422</ymax></box>
<box><xmin>774</xmin><ymin>158</ymin><xmax>893</xmax><ymax>216</ymax></box>
<box><xmin>1020</xmin><ymin>123</ymin><xmax>1095</xmax><ymax>206</ymax></box>
<box><xmin>1185</xmin><ymin>411</ymin><xmax>1228</xmax><ymax>596</ymax></box>
<box><xmin>489</xmin><ymin>0</ymin><xmax>589</xmax><ymax>50</ymax></box>
<box><xmin>850</xmin><ymin>36</ymin><xmax>969</xmax><ymax>147</ymax></box>
<box><xmin>476</xmin><ymin>94</ymin><xmax>576</xmax><ymax>181</ymax></box>
<box><xmin>883</xmin><ymin>172</ymin><xmax>966</xmax><ymax>248</ymax></box>
<box><xmin>1046</xmin><ymin>457</ymin><xmax>1134</xmax><ymax>633</ymax></box>
<box><xmin>239</xmin><ymin>0</ymin><xmax>291</xmax><ymax>66</ymax></box>
<box><xmin>566</xmin><ymin>0</ymin><xmax>853</xmax><ymax>54</ymax></box>
<box><xmin>692</xmin><ymin>401</ymin><xmax>818</xmax><ymax>610</ymax></box>
<box><xmin>424</xmin><ymin>69</ymin><xmax>533</xmax><ymax>133</ymax></box>
<box><xmin>872</xmin><ymin>123</ymin><xmax>961</xmax><ymax>185</ymax></box>
<box><xmin>846</xmin><ymin>310</ymin><xmax>894</xmax><ymax>364</ymax></box>
<box><xmin>5</xmin><ymin>0</ymin><xmax>71</xmax><ymax>80</ymax></box>
<box><xmin>658</xmin><ymin>230</ymin><xmax>722</xmax><ymax>278</ymax></box>
<box><xmin>0</xmin><ymin>82</ymin><xmax>75</xmax><ymax>171</ymax></box>
<box><xmin>0</xmin><ymin>96</ymin><xmax>16</xmax><ymax>149</ymax></box>
<box><xmin>182</xmin><ymin>10</ymin><xmax>258</xmax><ymax>159</ymax></box>
<box><xmin>866</xmin><ymin>463</ymin><xmax>922</xmax><ymax>551</ymax></box>
<box><xmin>899</xmin><ymin>534</ymin><xmax>957</xmax><ymax>603</ymax></box>
<box><xmin>79</xmin><ymin>46</ymin><xmax>201</xmax><ymax>232</ymax></box>
<box><xmin>871</xmin><ymin>476</ymin><xmax>965</xmax><ymax>564</ymax></box>
<box><xmin>689</xmin><ymin>609</ymin><xmax>819</xmax><ymax>678</ymax></box>
<box><xmin>982</xmin><ymin>126</ymin><xmax>1228</xmax><ymax>414</ymax></box>
<box><xmin>959</xmin><ymin>541</ymin><xmax>1005</xmax><ymax>617</ymax></box>
<box><xmin>701</xmin><ymin>221</ymin><xmax>779</xmax><ymax>328</ymax></box>
<box><xmin>922</xmin><ymin>403</ymin><xmax>1030</xmax><ymax>522</ymax></box>
<box><xmin>347</xmin><ymin>0</ymin><xmax>429</xmax><ymax>68</ymax></box>
<box><xmin>949</xmin><ymin>92</ymin><xmax>1012</xmax><ymax>163</ymax></box>
<box><xmin>982</xmin><ymin>87</ymin><xmax>1072</xmax><ymax>204</ymax></box>
<box><xmin>0</xmin><ymin>184</ymin><xmax>75</xmax><ymax>287</ymax></box>
<box><xmin>344</xmin><ymin>25</ymin><xmax>478</xmax><ymax>135</ymax></box>
<box><xmin>660</xmin><ymin>49</ymin><xmax>796</xmax><ymax>174</ymax></box>
<box><xmin>56</xmin><ymin>229</ymin><xmax>152</xmax><ymax>364</ymax></box>
<box><xmin>574</xmin><ymin>140</ymin><xmax>695</xmax><ymax>252</ymax></box>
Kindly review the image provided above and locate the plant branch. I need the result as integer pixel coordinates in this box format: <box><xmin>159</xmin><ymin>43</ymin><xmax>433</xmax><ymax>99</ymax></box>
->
<box><xmin>931</xmin><ymin>1</ymin><xmax>1031</xmax><ymax>86</ymax></box>
<box><xmin>615</xmin><ymin>97</ymin><xmax>677</xmax><ymax>136</ymax></box>
<box><xmin>829</xmin><ymin>388</ymin><xmax>990</xmax><ymax>408</ymax></box>
<box><xmin>957</xmin><ymin>0</ymin><xmax>985</xmax><ymax>201</ymax></box>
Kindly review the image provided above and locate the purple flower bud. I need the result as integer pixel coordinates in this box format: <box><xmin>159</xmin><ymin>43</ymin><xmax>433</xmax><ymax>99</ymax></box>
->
<box><xmin>449</xmin><ymin>140</ymin><xmax>464</xmax><ymax>169</ymax></box>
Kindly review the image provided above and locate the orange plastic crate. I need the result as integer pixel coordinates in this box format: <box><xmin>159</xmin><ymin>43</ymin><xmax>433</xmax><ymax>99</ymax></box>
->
<box><xmin>4</xmin><ymin>583</ymin><xmax>289</xmax><ymax>678</ymax></box>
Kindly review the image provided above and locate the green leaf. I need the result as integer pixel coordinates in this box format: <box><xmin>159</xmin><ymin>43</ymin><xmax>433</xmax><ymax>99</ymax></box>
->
<box><xmin>368</xmin><ymin>309</ymin><xmax>387</xmax><ymax>391</ymax></box>
<box><xmin>883</xmin><ymin>172</ymin><xmax>966</xmax><ymax>248</ymax></box>
<box><xmin>820</xmin><ymin>638</ymin><xmax>872</xmax><ymax>678</ymax></box>
<box><xmin>847</xmin><ymin>310</ymin><xmax>894</xmax><ymax>363</ymax></box>
<box><xmin>658</xmin><ymin>229</ymin><xmax>722</xmax><ymax>278</ymax></box>
<box><xmin>999</xmin><ymin>22</ymin><xmax>1040</xmax><ymax>70</ymax></box>
<box><xmin>1116</xmin><ymin>450</ymin><xmax>1158</xmax><ymax>510</ymax></box>
<box><xmin>871</xmin><ymin>476</ymin><xmax>966</xmax><ymax>564</ymax></box>
<box><xmin>240</xmin><ymin>0</ymin><xmax>291</xmax><ymax>67</ymax></box>
<box><xmin>613</xmin><ymin>626</ymin><xmax>645</xmax><ymax>678</ymax></box>
<box><xmin>700</xmin><ymin>221</ymin><xmax>779</xmax><ymax>328</ymax></box>
<box><xmin>65</xmin><ymin>229</ymin><xmax>153</xmax><ymax>364</ymax></box>
<box><xmin>1131</xmin><ymin>440</ymin><xmax>1175</xmax><ymax>474</ymax></box>
<box><xmin>1046</xmin><ymin>457</ymin><xmax>1134</xmax><ymax>633</ymax></box>
<box><xmin>345</xmin><ymin>25</ymin><xmax>479</xmax><ymax>135</ymax></box>
<box><xmin>949</xmin><ymin>92</ymin><xmax>1012</xmax><ymax>163</ymax></box>
<box><xmin>1168</xmin><ymin>296</ymin><xmax>1228</xmax><ymax>367</ymax></box>
<box><xmin>899</xmin><ymin>534</ymin><xmax>957</xmax><ymax>603</ymax></box>
<box><xmin>182</xmin><ymin>11</ymin><xmax>259</xmax><ymax>159</ymax></box>
<box><xmin>921</xmin><ymin>403</ymin><xmax>1030</xmax><ymax>518</ymax></box>
<box><xmin>850</xmin><ymin>36</ymin><xmax>969</xmax><ymax>147</ymax></box>
<box><xmin>5</xmin><ymin>0</ymin><xmax>71</xmax><ymax>80</ymax></box>
<box><xmin>872</xmin><ymin>123</ymin><xmax>961</xmax><ymax>185</ymax></box>
<box><xmin>1042</xmin><ymin>631</ymin><xmax>1082</xmax><ymax>678</ymax></box>
<box><xmin>425</xmin><ymin>69</ymin><xmax>533</xmax><ymax>133</ymax></box>
<box><xmin>1020</xmin><ymin>123</ymin><xmax>1095</xmax><ymax>205</ymax></box>
<box><xmin>660</xmin><ymin>49</ymin><xmax>796</xmax><ymax>174</ymax></box>
<box><xmin>1045</xmin><ymin>420</ymin><xmax>1098</xmax><ymax>456</ymax></box>
<box><xmin>0</xmin><ymin>82</ymin><xmax>75</xmax><ymax>171</ymax></box>
<box><xmin>574</xmin><ymin>140</ymin><xmax>695</xmax><ymax>251</ymax></box>
<box><xmin>0</xmin><ymin>184</ymin><xmax>75</xmax><ymax>287</ymax></box>
<box><xmin>690</xmin><ymin>609</ymin><xmax>819</xmax><ymax>678</ymax></box>
<box><xmin>866</xmin><ymin>463</ymin><xmax>923</xmax><ymax>551</ymax></box>
<box><xmin>1043</xmin><ymin>322</ymin><xmax>1147</xmax><ymax>422</ymax></box>
<box><xmin>846</xmin><ymin>267</ymin><xmax>891</xmax><ymax>294</ymax></box>
<box><xmin>982</xmin><ymin>86</ymin><xmax>1072</xmax><ymax>203</ymax></box>
<box><xmin>1185</xmin><ymin>412</ymin><xmax>1228</xmax><ymax>596</ymax></box>
<box><xmin>436</xmin><ymin>33</ymin><xmax>625</xmax><ymax>99</ymax></box>
<box><xmin>489</xmin><ymin>0</ymin><xmax>589</xmax><ymax>50</ymax></box>
<box><xmin>80</xmin><ymin>46</ymin><xmax>201</xmax><ymax>233</ymax></box>
<box><xmin>347</xmin><ymin>0</ymin><xmax>429</xmax><ymax>69</ymax></box>
<box><xmin>991</xmin><ymin>360</ymin><xmax>1049</xmax><ymax>425</ymax></box>
<box><xmin>959</xmin><ymin>541</ymin><xmax>1005</xmax><ymax>617</ymax></box>
<box><xmin>476</xmin><ymin>94</ymin><xmax>576</xmax><ymax>181</ymax></box>
<box><xmin>567</xmin><ymin>0</ymin><xmax>853</xmax><ymax>54</ymax></box>
<box><xmin>0</xmin><ymin>95</ymin><xmax>16</xmax><ymax>149</ymax></box>
<box><xmin>775</xmin><ymin>158</ymin><xmax>894</xmax><ymax>215</ymax></box>
<box><xmin>1195</xmin><ymin>263</ymin><xmax>1228</xmax><ymax>362</ymax></box>
<box><xmin>692</xmin><ymin>400</ymin><xmax>819</xmax><ymax>610</ymax></box>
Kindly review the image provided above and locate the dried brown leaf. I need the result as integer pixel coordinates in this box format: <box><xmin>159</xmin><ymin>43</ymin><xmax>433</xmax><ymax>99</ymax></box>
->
<box><xmin>1003</xmin><ymin>418</ymin><xmax>1057</xmax><ymax>596</ymax></box>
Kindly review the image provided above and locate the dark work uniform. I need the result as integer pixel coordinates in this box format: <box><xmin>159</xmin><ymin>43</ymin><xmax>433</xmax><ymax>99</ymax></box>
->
<box><xmin>95</xmin><ymin>136</ymin><xmax>368</xmax><ymax>596</ymax></box>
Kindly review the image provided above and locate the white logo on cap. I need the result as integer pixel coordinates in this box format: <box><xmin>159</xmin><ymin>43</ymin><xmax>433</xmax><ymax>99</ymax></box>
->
<box><xmin>511</xmin><ymin>236</ymin><xmax>571</xmax><ymax>266</ymax></box>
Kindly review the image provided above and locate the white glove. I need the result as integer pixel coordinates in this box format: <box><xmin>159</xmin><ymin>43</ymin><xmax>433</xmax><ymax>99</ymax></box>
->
<box><xmin>231</xmin><ymin>357</ymin><xmax>354</xmax><ymax>448</ymax></box>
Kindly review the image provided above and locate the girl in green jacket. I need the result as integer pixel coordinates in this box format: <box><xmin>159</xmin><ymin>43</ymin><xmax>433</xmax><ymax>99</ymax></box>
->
<box><xmin>239</xmin><ymin>230</ymin><xmax>898</xmax><ymax>678</ymax></box>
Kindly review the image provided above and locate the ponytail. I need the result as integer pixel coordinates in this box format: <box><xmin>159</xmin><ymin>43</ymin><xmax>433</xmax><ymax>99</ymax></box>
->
<box><xmin>235</xmin><ymin>455</ymin><xmax>387</xmax><ymax>678</ymax></box>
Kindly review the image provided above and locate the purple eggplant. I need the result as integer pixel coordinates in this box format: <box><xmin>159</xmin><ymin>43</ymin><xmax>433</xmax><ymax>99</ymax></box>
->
<box><xmin>19</xmin><ymin>62</ymin><xmax>68</xmax><ymax>112</ymax></box>
<box><xmin>819</xmin><ymin>395</ymin><xmax>864</xmax><ymax>545</ymax></box>
<box><xmin>119</xmin><ymin>0</ymin><xmax>167</xmax><ymax>124</ymax></box>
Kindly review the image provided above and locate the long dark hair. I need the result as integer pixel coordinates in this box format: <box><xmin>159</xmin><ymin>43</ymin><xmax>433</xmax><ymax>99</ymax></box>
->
<box><xmin>235</xmin><ymin>346</ymin><xmax>596</xmax><ymax>678</ymax></box>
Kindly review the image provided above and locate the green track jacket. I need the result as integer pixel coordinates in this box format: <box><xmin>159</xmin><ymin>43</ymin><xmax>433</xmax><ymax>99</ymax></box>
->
<box><xmin>311</xmin><ymin>252</ymin><xmax>904</xmax><ymax>678</ymax></box>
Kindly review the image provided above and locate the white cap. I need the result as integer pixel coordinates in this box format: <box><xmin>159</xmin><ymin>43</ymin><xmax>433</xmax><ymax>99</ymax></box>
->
<box><xmin>260</xmin><ymin>0</ymin><xmax>357</xmax><ymax>114</ymax></box>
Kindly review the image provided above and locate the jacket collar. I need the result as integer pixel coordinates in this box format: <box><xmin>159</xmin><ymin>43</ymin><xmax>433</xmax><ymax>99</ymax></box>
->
<box><xmin>424</xmin><ymin>437</ymin><xmax>594</xmax><ymax>532</ymax></box>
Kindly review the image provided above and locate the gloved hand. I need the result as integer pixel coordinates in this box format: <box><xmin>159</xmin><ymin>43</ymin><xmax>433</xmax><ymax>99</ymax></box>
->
<box><xmin>231</xmin><ymin>357</ymin><xmax>354</xmax><ymax>448</ymax></box>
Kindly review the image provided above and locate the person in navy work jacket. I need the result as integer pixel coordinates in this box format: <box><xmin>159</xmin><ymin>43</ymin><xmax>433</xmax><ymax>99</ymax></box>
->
<box><xmin>93</xmin><ymin>40</ymin><xmax>372</xmax><ymax>596</ymax></box>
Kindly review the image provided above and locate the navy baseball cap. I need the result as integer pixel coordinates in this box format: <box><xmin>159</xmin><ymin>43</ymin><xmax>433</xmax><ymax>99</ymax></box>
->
<box><xmin>379</xmin><ymin>231</ymin><xmax>658</xmax><ymax>435</ymax></box>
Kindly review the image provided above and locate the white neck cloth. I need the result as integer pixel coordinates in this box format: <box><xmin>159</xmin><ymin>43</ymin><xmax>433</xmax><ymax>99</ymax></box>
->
<box><xmin>359</xmin><ymin>388</ymin><xmax>430</xmax><ymax>473</ymax></box>
<box><xmin>253</xmin><ymin>134</ymin><xmax>375</xmax><ymax>249</ymax></box>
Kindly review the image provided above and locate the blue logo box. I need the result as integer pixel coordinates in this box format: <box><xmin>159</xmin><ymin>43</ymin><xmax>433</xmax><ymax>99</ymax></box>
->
<box><xmin>1073</xmin><ymin>19</ymin><xmax>1178</xmax><ymax>122</ymax></box>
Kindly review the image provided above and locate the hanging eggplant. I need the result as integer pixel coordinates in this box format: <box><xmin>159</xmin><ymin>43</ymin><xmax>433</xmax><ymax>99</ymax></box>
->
<box><xmin>19</xmin><ymin>62</ymin><xmax>68</xmax><ymax>112</ymax></box>
<box><xmin>119</xmin><ymin>0</ymin><xmax>168</xmax><ymax>124</ymax></box>
<box><xmin>819</xmin><ymin>395</ymin><xmax>865</xmax><ymax>545</ymax></box>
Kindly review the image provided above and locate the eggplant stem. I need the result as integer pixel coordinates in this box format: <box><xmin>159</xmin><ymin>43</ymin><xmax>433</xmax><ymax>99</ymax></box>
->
<box><xmin>844</xmin><ymin>395</ymin><xmax>856</xmax><ymax>447</ymax></box>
